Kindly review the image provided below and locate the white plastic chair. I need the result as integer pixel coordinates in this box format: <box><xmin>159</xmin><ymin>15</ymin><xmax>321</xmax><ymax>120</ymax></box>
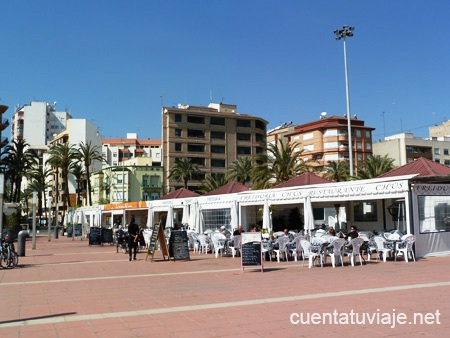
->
<box><xmin>229</xmin><ymin>235</ymin><xmax>241</xmax><ymax>258</ymax></box>
<box><xmin>345</xmin><ymin>237</ymin><xmax>365</xmax><ymax>266</ymax></box>
<box><xmin>395</xmin><ymin>235</ymin><xmax>416</xmax><ymax>263</ymax></box>
<box><xmin>142</xmin><ymin>229</ymin><xmax>152</xmax><ymax>248</ymax></box>
<box><xmin>262</xmin><ymin>239</ymin><xmax>273</xmax><ymax>261</ymax></box>
<box><xmin>211</xmin><ymin>233</ymin><xmax>227</xmax><ymax>258</ymax></box>
<box><xmin>188</xmin><ymin>232</ymin><xmax>200</xmax><ymax>253</ymax></box>
<box><xmin>324</xmin><ymin>238</ymin><xmax>345</xmax><ymax>268</ymax></box>
<box><xmin>273</xmin><ymin>236</ymin><xmax>290</xmax><ymax>262</ymax></box>
<box><xmin>197</xmin><ymin>234</ymin><xmax>210</xmax><ymax>254</ymax></box>
<box><xmin>300</xmin><ymin>240</ymin><xmax>323</xmax><ymax>268</ymax></box>
<box><xmin>374</xmin><ymin>236</ymin><xmax>393</xmax><ymax>262</ymax></box>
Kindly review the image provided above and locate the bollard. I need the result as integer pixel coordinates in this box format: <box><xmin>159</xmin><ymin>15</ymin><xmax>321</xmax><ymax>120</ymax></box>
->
<box><xmin>17</xmin><ymin>230</ymin><xmax>30</xmax><ymax>257</ymax></box>
<box><xmin>54</xmin><ymin>225</ymin><xmax>60</xmax><ymax>239</ymax></box>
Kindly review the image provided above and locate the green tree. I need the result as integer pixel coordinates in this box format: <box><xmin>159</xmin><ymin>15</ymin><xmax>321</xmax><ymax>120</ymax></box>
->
<box><xmin>168</xmin><ymin>158</ymin><xmax>200</xmax><ymax>189</ymax></box>
<box><xmin>71</xmin><ymin>162</ymin><xmax>85</xmax><ymax>206</ymax></box>
<box><xmin>27</xmin><ymin>166</ymin><xmax>52</xmax><ymax>223</ymax></box>
<box><xmin>1</xmin><ymin>139</ymin><xmax>37</xmax><ymax>202</ymax></box>
<box><xmin>324</xmin><ymin>161</ymin><xmax>350</xmax><ymax>182</ymax></box>
<box><xmin>226</xmin><ymin>157</ymin><xmax>252</xmax><ymax>184</ymax></box>
<box><xmin>75</xmin><ymin>141</ymin><xmax>103</xmax><ymax>206</ymax></box>
<box><xmin>48</xmin><ymin>143</ymin><xmax>77</xmax><ymax>216</ymax></box>
<box><xmin>252</xmin><ymin>140</ymin><xmax>310</xmax><ymax>188</ymax></box>
<box><xmin>197</xmin><ymin>173</ymin><xmax>229</xmax><ymax>194</ymax></box>
<box><xmin>356</xmin><ymin>154</ymin><xmax>396</xmax><ymax>179</ymax></box>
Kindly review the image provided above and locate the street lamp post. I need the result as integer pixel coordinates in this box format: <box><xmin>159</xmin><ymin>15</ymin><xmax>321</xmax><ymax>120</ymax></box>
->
<box><xmin>334</xmin><ymin>25</ymin><xmax>355</xmax><ymax>176</ymax></box>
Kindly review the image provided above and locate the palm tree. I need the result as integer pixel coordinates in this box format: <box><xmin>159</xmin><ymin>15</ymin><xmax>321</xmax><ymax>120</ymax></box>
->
<box><xmin>226</xmin><ymin>157</ymin><xmax>252</xmax><ymax>184</ymax></box>
<box><xmin>252</xmin><ymin>140</ymin><xmax>310</xmax><ymax>188</ymax></box>
<box><xmin>356</xmin><ymin>154</ymin><xmax>396</xmax><ymax>179</ymax></box>
<box><xmin>197</xmin><ymin>173</ymin><xmax>230</xmax><ymax>194</ymax></box>
<box><xmin>1</xmin><ymin>139</ymin><xmax>37</xmax><ymax>202</ymax></box>
<box><xmin>71</xmin><ymin>162</ymin><xmax>85</xmax><ymax>206</ymax></box>
<box><xmin>168</xmin><ymin>158</ymin><xmax>200</xmax><ymax>189</ymax></box>
<box><xmin>75</xmin><ymin>141</ymin><xmax>103</xmax><ymax>206</ymax></box>
<box><xmin>27</xmin><ymin>166</ymin><xmax>52</xmax><ymax>224</ymax></box>
<box><xmin>48</xmin><ymin>143</ymin><xmax>77</xmax><ymax>217</ymax></box>
<box><xmin>324</xmin><ymin>161</ymin><xmax>350</xmax><ymax>182</ymax></box>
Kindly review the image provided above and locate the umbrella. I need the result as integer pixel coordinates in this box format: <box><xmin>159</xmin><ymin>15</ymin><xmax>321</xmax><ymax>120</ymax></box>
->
<box><xmin>94</xmin><ymin>209</ymin><xmax>102</xmax><ymax>227</ymax></box>
<box><xmin>146</xmin><ymin>206</ymin><xmax>154</xmax><ymax>228</ymax></box>
<box><xmin>304</xmin><ymin>195</ymin><xmax>315</xmax><ymax>235</ymax></box>
<box><xmin>197</xmin><ymin>206</ymin><xmax>205</xmax><ymax>234</ymax></box>
<box><xmin>166</xmin><ymin>205</ymin><xmax>174</xmax><ymax>229</ymax></box>
<box><xmin>189</xmin><ymin>201</ymin><xmax>198</xmax><ymax>232</ymax></box>
<box><xmin>262</xmin><ymin>199</ymin><xmax>272</xmax><ymax>233</ymax></box>
<box><xmin>229</xmin><ymin>200</ymin><xmax>238</xmax><ymax>231</ymax></box>
<box><xmin>181</xmin><ymin>203</ymin><xmax>190</xmax><ymax>226</ymax></box>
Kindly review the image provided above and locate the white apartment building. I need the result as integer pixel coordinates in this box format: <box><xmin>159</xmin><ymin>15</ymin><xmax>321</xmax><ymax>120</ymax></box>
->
<box><xmin>11</xmin><ymin>101</ymin><xmax>71</xmax><ymax>148</ymax></box>
<box><xmin>372</xmin><ymin>132</ymin><xmax>450</xmax><ymax>166</ymax></box>
<box><xmin>102</xmin><ymin>133</ymin><xmax>162</xmax><ymax>167</ymax></box>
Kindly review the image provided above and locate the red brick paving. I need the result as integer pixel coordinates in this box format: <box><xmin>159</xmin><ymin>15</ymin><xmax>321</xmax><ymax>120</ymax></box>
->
<box><xmin>0</xmin><ymin>235</ymin><xmax>448</xmax><ymax>337</ymax></box>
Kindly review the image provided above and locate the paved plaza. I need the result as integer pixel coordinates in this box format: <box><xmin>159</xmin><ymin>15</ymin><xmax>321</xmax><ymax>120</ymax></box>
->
<box><xmin>0</xmin><ymin>235</ymin><xmax>449</xmax><ymax>337</ymax></box>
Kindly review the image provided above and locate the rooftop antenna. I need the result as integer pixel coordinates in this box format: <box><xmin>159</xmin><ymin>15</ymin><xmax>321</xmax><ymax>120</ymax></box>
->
<box><xmin>210</xmin><ymin>90</ymin><xmax>213</xmax><ymax>103</ymax></box>
<box><xmin>160</xmin><ymin>93</ymin><xmax>165</xmax><ymax>107</ymax></box>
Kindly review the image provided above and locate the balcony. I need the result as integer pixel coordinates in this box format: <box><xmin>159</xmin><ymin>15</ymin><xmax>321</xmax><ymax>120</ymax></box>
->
<box><xmin>0</xmin><ymin>137</ymin><xmax>8</xmax><ymax>147</ymax></box>
<box><xmin>0</xmin><ymin>118</ymin><xmax>9</xmax><ymax>130</ymax></box>
<box><xmin>142</xmin><ymin>182</ymin><xmax>162</xmax><ymax>188</ymax></box>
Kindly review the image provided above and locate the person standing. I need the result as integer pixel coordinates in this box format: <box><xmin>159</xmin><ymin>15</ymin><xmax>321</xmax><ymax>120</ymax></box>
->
<box><xmin>128</xmin><ymin>217</ymin><xmax>140</xmax><ymax>261</ymax></box>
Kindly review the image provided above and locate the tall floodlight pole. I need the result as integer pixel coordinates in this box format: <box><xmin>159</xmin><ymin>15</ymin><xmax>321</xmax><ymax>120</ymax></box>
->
<box><xmin>334</xmin><ymin>25</ymin><xmax>355</xmax><ymax>176</ymax></box>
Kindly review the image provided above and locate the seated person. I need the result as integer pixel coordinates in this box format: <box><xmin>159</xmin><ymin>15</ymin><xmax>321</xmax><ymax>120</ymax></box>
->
<box><xmin>327</xmin><ymin>226</ymin><xmax>336</xmax><ymax>237</ymax></box>
<box><xmin>233</xmin><ymin>225</ymin><xmax>244</xmax><ymax>236</ymax></box>
<box><xmin>346</xmin><ymin>225</ymin><xmax>359</xmax><ymax>240</ymax></box>
<box><xmin>283</xmin><ymin>228</ymin><xmax>294</xmax><ymax>241</ymax></box>
<box><xmin>220</xmin><ymin>226</ymin><xmax>231</xmax><ymax>238</ymax></box>
<box><xmin>315</xmin><ymin>224</ymin><xmax>327</xmax><ymax>236</ymax></box>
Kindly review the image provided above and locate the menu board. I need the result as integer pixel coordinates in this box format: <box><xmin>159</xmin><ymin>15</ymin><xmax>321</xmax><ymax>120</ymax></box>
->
<box><xmin>74</xmin><ymin>224</ymin><xmax>83</xmax><ymax>238</ymax></box>
<box><xmin>146</xmin><ymin>222</ymin><xmax>170</xmax><ymax>261</ymax></box>
<box><xmin>169</xmin><ymin>231</ymin><xmax>190</xmax><ymax>261</ymax></box>
<box><xmin>241</xmin><ymin>232</ymin><xmax>263</xmax><ymax>272</ymax></box>
<box><xmin>89</xmin><ymin>228</ymin><xmax>102</xmax><ymax>246</ymax></box>
<box><xmin>101</xmin><ymin>228</ymin><xmax>114</xmax><ymax>245</ymax></box>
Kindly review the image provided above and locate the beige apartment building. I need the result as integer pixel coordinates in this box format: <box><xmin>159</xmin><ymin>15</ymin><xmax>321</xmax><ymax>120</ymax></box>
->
<box><xmin>162</xmin><ymin>102</ymin><xmax>268</xmax><ymax>193</ymax></box>
<box><xmin>285</xmin><ymin>115</ymin><xmax>374</xmax><ymax>174</ymax></box>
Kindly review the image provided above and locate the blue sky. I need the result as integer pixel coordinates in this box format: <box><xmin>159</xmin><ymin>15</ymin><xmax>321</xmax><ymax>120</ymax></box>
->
<box><xmin>1</xmin><ymin>1</ymin><xmax>449</xmax><ymax>141</ymax></box>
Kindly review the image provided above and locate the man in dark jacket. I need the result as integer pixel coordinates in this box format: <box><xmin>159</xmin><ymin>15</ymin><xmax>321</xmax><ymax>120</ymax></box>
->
<box><xmin>128</xmin><ymin>217</ymin><xmax>140</xmax><ymax>261</ymax></box>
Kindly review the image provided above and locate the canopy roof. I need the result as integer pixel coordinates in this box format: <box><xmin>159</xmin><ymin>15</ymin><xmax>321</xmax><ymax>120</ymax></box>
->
<box><xmin>272</xmin><ymin>172</ymin><xmax>331</xmax><ymax>188</ymax></box>
<box><xmin>204</xmin><ymin>181</ymin><xmax>249</xmax><ymax>196</ymax></box>
<box><xmin>159</xmin><ymin>188</ymin><xmax>199</xmax><ymax>200</ymax></box>
<box><xmin>379</xmin><ymin>157</ymin><xmax>450</xmax><ymax>178</ymax></box>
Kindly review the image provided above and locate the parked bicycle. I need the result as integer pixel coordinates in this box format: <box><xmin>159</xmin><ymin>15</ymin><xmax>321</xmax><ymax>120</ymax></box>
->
<box><xmin>0</xmin><ymin>234</ymin><xmax>19</xmax><ymax>269</ymax></box>
<box><xmin>115</xmin><ymin>228</ymin><xmax>129</xmax><ymax>253</ymax></box>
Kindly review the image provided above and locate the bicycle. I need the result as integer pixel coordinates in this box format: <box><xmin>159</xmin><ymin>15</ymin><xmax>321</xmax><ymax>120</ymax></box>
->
<box><xmin>0</xmin><ymin>234</ymin><xmax>19</xmax><ymax>269</ymax></box>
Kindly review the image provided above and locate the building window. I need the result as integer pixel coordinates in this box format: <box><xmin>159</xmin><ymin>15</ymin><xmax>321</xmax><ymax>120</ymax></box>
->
<box><xmin>434</xmin><ymin>148</ymin><xmax>440</xmax><ymax>155</ymax></box>
<box><xmin>187</xmin><ymin>115</ymin><xmax>205</xmax><ymax>124</ymax></box>
<box><xmin>210</xmin><ymin>117</ymin><xmax>225</xmax><ymax>125</ymax></box>
<box><xmin>444</xmin><ymin>149</ymin><xmax>449</xmax><ymax>155</ymax></box>
<box><xmin>211</xmin><ymin>131</ymin><xmax>225</xmax><ymax>139</ymax></box>
<box><xmin>365</xmin><ymin>143</ymin><xmax>372</xmax><ymax>150</ymax></box>
<box><xmin>174</xmin><ymin>114</ymin><xmax>182</xmax><ymax>122</ymax></box>
<box><xmin>357</xmin><ymin>142</ymin><xmax>362</xmax><ymax>150</ymax></box>
<box><xmin>304</xmin><ymin>144</ymin><xmax>314</xmax><ymax>152</ymax></box>
<box><xmin>255</xmin><ymin>147</ymin><xmax>264</xmax><ymax>154</ymax></box>
<box><xmin>419</xmin><ymin>195</ymin><xmax>450</xmax><ymax>233</ymax></box>
<box><xmin>303</xmin><ymin>133</ymin><xmax>313</xmax><ymax>140</ymax></box>
<box><xmin>237</xmin><ymin>146</ymin><xmax>251</xmax><ymax>155</ymax></box>
<box><xmin>255</xmin><ymin>133</ymin><xmax>265</xmax><ymax>142</ymax></box>
<box><xmin>445</xmin><ymin>160</ymin><xmax>450</xmax><ymax>165</ymax></box>
<box><xmin>211</xmin><ymin>145</ymin><xmax>225</xmax><ymax>154</ymax></box>
<box><xmin>190</xmin><ymin>157</ymin><xmax>205</xmax><ymax>166</ymax></box>
<box><xmin>255</xmin><ymin>120</ymin><xmax>265</xmax><ymax>130</ymax></box>
<box><xmin>323</xmin><ymin>129</ymin><xmax>338</xmax><ymax>137</ymax></box>
<box><xmin>357</xmin><ymin>154</ymin><xmax>363</xmax><ymax>161</ymax></box>
<box><xmin>187</xmin><ymin>144</ymin><xmax>205</xmax><ymax>152</ymax></box>
<box><xmin>175</xmin><ymin>129</ymin><xmax>182</xmax><ymax>137</ymax></box>
<box><xmin>142</xmin><ymin>175</ymin><xmax>149</xmax><ymax>187</ymax></box>
<box><xmin>237</xmin><ymin>133</ymin><xmax>251</xmax><ymax>141</ymax></box>
<box><xmin>187</xmin><ymin>129</ymin><xmax>205</xmax><ymax>138</ymax></box>
<box><xmin>435</xmin><ymin>159</ymin><xmax>441</xmax><ymax>163</ymax></box>
<box><xmin>175</xmin><ymin>143</ymin><xmax>182</xmax><ymax>151</ymax></box>
<box><xmin>354</xmin><ymin>201</ymin><xmax>377</xmax><ymax>222</ymax></box>
<box><xmin>211</xmin><ymin>159</ymin><xmax>226</xmax><ymax>167</ymax></box>
<box><xmin>237</xmin><ymin>119</ymin><xmax>251</xmax><ymax>128</ymax></box>
<box><xmin>356</xmin><ymin>130</ymin><xmax>361</xmax><ymax>137</ymax></box>
<box><xmin>365</xmin><ymin>131</ymin><xmax>371</xmax><ymax>138</ymax></box>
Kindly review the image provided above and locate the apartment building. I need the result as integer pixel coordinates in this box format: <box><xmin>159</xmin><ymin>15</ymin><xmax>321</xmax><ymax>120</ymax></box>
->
<box><xmin>162</xmin><ymin>102</ymin><xmax>268</xmax><ymax>193</ymax></box>
<box><xmin>285</xmin><ymin>114</ymin><xmax>374</xmax><ymax>173</ymax></box>
<box><xmin>372</xmin><ymin>133</ymin><xmax>450</xmax><ymax>166</ymax></box>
